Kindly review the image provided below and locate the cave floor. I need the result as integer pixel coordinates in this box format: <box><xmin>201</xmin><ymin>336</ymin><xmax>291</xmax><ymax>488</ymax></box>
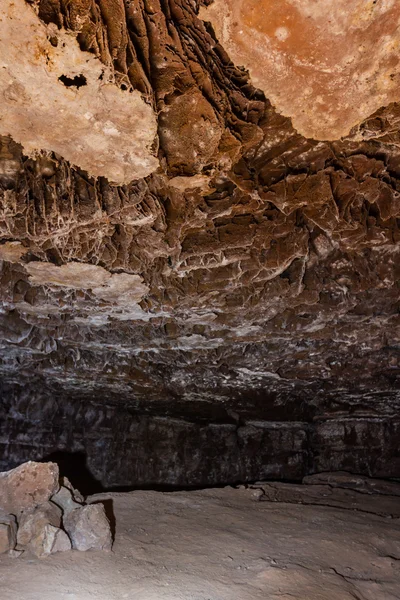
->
<box><xmin>1</xmin><ymin>485</ymin><xmax>399</xmax><ymax>600</ymax></box>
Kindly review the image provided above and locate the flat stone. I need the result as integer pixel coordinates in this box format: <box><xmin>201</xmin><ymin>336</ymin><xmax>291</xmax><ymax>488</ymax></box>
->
<box><xmin>51</xmin><ymin>486</ymin><xmax>82</xmax><ymax>515</ymax></box>
<box><xmin>0</xmin><ymin>461</ymin><xmax>59</xmax><ymax>515</ymax></box>
<box><xmin>256</xmin><ymin>481</ymin><xmax>400</xmax><ymax>518</ymax></box>
<box><xmin>17</xmin><ymin>501</ymin><xmax>62</xmax><ymax>547</ymax></box>
<box><xmin>63</xmin><ymin>504</ymin><xmax>112</xmax><ymax>552</ymax></box>
<box><xmin>303</xmin><ymin>471</ymin><xmax>400</xmax><ymax>496</ymax></box>
<box><xmin>0</xmin><ymin>512</ymin><xmax>17</xmax><ymax>554</ymax></box>
<box><xmin>29</xmin><ymin>524</ymin><xmax>71</xmax><ymax>558</ymax></box>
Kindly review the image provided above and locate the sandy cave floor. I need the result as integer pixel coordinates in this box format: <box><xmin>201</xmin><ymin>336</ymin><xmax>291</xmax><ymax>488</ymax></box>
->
<box><xmin>0</xmin><ymin>485</ymin><xmax>399</xmax><ymax>600</ymax></box>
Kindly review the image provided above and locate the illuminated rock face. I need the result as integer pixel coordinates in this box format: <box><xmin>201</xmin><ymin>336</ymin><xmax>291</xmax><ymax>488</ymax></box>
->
<box><xmin>200</xmin><ymin>0</ymin><xmax>400</xmax><ymax>139</ymax></box>
<box><xmin>0</xmin><ymin>0</ymin><xmax>158</xmax><ymax>184</ymax></box>
<box><xmin>0</xmin><ymin>0</ymin><xmax>399</xmax><ymax>487</ymax></box>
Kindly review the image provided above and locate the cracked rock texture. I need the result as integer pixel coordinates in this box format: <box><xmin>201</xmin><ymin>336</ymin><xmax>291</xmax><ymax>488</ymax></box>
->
<box><xmin>0</xmin><ymin>0</ymin><xmax>399</xmax><ymax>487</ymax></box>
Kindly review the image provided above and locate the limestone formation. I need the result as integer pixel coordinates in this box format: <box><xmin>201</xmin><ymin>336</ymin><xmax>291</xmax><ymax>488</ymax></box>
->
<box><xmin>0</xmin><ymin>0</ymin><xmax>158</xmax><ymax>183</ymax></box>
<box><xmin>200</xmin><ymin>0</ymin><xmax>400</xmax><ymax>139</ymax></box>
<box><xmin>0</xmin><ymin>0</ymin><xmax>399</xmax><ymax>489</ymax></box>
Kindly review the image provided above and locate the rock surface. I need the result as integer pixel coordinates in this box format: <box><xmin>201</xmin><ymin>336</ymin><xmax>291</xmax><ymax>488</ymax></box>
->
<box><xmin>0</xmin><ymin>461</ymin><xmax>111</xmax><ymax>558</ymax></box>
<box><xmin>0</xmin><ymin>0</ymin><xmax>158</xmax><ymax>184</ymax></box>
<box><xmin>303</xmin><ymin>471</ymin><xmax>400</xmax><ymax>496</ymax></box>
<box><xmin>0</xmin><ymin>1</ymin><xmax>399</xmax><ymax>487</ymax></box>
<box><xmin>50</xmin><ymin>486</ymin><xmax>82</xmax><ymax>515</ymax></box>
<box><xmin>256</xmin><ymin>480</ymin><xmax>400</xmax><ymax>518</ymax></box>
<box><xmin>0</xmin><ymin>462</ymin><xmax>59</xmax><ymax>514</ymax></box>
<box><xmin>63</xmin><ymin>504</ymin><xmax>112</xmax><ymax>552</ymax></box>
<box><xmin>17</xmin><ymin>501</ymin><xmax>62</xmax><ymax>547</ymax></box>
<box><xmin>0</xmin><ymin>512</ymin><xmax>16</xmax><ymax>554</ymax></box>
<box><xmin>200</xmin><ymin>0</ymin><xmax>400</xmax><ymax>139</ymax></box>
<box><xmin>29</xmin><ymin>524</ymin><xmax>71</xmax><ymax>558</ymax></box>
<box><xmin>0</xmin><ymin>484</ymin><xmax>399</xmax><ymax>599</ymax></box>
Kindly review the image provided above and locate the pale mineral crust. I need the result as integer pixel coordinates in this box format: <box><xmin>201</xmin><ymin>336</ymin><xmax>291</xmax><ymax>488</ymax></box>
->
<box><xmin>200</xmin><ymin>0</ymin><xmax>400</xmax><ymax>139</ymax></box>
<box><xmin>0</xmin><ymin>0</ymin><xmax>158</xmax><ymax>184</ymax></box>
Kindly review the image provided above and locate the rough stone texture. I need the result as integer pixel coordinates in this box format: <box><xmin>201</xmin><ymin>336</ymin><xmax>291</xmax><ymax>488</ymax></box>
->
<box><xmin>200</xmin><ymin>0</ymin><xmax>400</xmax><ymax>139</ymax></box>
<box><xmin>45</xmin><ymin>526</ymin><xmax>71</xmax><ymax>554</ymax></box>
<box><xmin>1</xmin><ymin>382</ymin><xmax>399</xmax><ymax>488</ymax></box>
<box><xmin>0</xmin><ymin>512</ymin><xmax>17</xmax><ymax>554</ymax></box>
<box><xmin>62</xmin><ymin>477</ymin><xmax>85</xmax><ymax>504</ymax></box>
<box><xmin>303</xmin><ymin>471</ymin><xmax>400</xmax><ymax>496</ymax></box>
<box><xmin>257</xmin><ymin>481</ymin><xmax>400</xmax><ymax>518</ymax></box>
<box><xmin>0</xmin><ymin>1</ymin><xmax>399</xmax><ymax>487</ymax></box>
<box><xmin>0</xmin><ymin>462</ymin><xmax>59</xmax><ymax>514</ymax></box>
<box><xmin>17</xmin><ymin>501</ymin><xmax>62</xmax><ymax>547</ymax></box>
<box><xmin>1</xmin><ymin>486</ymin><xmax>400</xmax><ymax>599</ymax></box>
<box><xmin>29</xmin><ymin>523</ymin><xmax>71</xmax><ymax>558</ymax></box>
<box><xmin>51</xmin><ymin>486</ymin><xmax>83</xmax><ymax>514</ymax></box>
<box><xmin>0</xmin><ymin>0</ymin><xmax>158</xmax><ymax>184</ymax></box>
<box><xmin>63</xmin><ymin>504</ymin><xmax>112</xmax><ymax>551</ymax></box>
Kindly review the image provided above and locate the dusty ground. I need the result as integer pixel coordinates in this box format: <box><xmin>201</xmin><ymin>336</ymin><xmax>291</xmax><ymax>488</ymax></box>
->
<box><xmin>0</xmin><ymin>485</ymin><xmax>399</xmax><ymax>600</ymax></box>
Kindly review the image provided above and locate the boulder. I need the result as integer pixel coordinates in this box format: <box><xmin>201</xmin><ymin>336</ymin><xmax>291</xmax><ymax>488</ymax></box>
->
<box><xmin>63</xmin><ymin>504</ymin><xmax>112</xmax><ymax>552</ymax></box>
<box><xmin>17</xmin><ymin>501</ymin><xmax>62</xmax><ymax>547</ymax></box>
<box><xmin>0</xmin><ymin>461</ymin><xmax>59</xmax><ymax>514</ymax></box>
<box><xmin>0</xmin><ymin>512</ymin><xmax>17</xmax><ymax>554</ymax></box>
<box><xmin>51</xmin><ymin>485</ymin><xmax>82</xmax><ymax>515</ymax></box>
<box><xmin>29</xmin><ymin>524</ymin><xmax>71</xmax><ymax>558</ymax></box>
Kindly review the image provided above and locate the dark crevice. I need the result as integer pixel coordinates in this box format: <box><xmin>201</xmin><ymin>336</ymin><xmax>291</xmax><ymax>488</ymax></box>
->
<box><xmin>58</xmin><ymin>74</ymin><xmax>87</xmax><ymax>88</ymax></box>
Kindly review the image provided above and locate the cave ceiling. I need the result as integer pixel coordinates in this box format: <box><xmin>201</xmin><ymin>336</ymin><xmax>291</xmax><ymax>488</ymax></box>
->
<box><xmin>0</xmin><ymin>0</ymin><xmax>399</xmax><ymax>428</ymax></box>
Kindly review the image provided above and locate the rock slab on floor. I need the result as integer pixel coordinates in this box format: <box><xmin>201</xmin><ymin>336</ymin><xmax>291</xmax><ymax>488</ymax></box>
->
<box><xmin>63</xmin><ymin>504</ymin><xmax>112</xmax><ymax>551</ymax></box>
<box><xmin>0</xmin><ymin>462</ymin><xmax>59</xmax><ymax>514</ymax></box>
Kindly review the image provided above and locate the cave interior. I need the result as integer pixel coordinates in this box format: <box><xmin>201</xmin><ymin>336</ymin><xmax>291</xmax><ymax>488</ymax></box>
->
<box><xmin>0</xmin><ymin>0</ymin><xmax>400</xmax><ymax>598</ymax></box>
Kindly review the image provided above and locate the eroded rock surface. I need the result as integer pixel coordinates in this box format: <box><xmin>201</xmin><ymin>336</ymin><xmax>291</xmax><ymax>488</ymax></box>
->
<box><xmin>0</xmin><ymin>0</ymin><xmax>158</xmax><ymax>183</ymax></box>
<box><xmin>0</xmin><ymin>513</ymin><xmax>17</xmax><ymax>555</ymax></box>
<box><xmin>0</xmin><ymin>461</ymin><xmax>111</xmax><ymax>558</ymax></box>
<box><xmin>200</xmin><ymin>0</ymin><xmax>400</xmax><ymax>139</ymax></box>
<box><xmin>0</xmin><ymin>0</ymin><xmax>399</xmax><ymax>487</ymax></box>
<box><xmin>17</xmin><ymin>501</ymin><xmax>62</xmax><ymax>547</ymax></box>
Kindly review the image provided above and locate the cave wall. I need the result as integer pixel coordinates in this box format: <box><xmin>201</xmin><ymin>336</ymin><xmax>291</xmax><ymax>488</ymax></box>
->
<box><xmin>1</xmin><ymin>382</ymin><xmax>399</xmax><ymax>489</ymax></box>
